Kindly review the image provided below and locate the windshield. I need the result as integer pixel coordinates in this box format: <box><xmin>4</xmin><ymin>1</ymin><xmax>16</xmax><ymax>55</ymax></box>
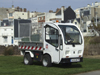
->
<box><xmin>59</xmin><ymin>25</ymin><xmax>82</xmax><ymax>44</ymax></box>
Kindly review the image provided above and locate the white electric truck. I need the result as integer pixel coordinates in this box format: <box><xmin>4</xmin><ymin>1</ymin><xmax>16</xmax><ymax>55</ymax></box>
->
<box><xmin>19</xmin><ymin>22</ymin><xmax>84</xmax><ymax>67</ymax></box>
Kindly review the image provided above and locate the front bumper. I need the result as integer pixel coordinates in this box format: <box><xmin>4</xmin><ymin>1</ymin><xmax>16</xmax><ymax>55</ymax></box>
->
<box><xmin>60</xmin><ymin>57</ymin><xmax>83</xmax><ymax>63</ymax></box>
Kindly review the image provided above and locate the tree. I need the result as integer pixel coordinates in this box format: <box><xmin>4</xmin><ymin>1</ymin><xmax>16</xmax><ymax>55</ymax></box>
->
<box><xmin>90</xmin><ymin>18</ymin><xmax>100</xmax><ymax>36</ymax></box>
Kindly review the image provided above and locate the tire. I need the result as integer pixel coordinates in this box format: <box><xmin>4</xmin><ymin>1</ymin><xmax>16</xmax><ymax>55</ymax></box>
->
<box><xmin>42</xmin><ymin>55</ymin><xmax>52</xmax><ymax>67</ymax></box>
<box><xmin>24</xmin><ymin>53</ymin><xmax>33</xmax><ymax>65</ymax></box>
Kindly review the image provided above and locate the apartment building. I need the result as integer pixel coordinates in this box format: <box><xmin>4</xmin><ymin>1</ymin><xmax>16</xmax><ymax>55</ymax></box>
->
<box><xmin>74</xmin><ymin>2</ymin><xmax>100</xmax><ymax>32</ymax></box>
<box><xmin>73</xmin><ymin>18</ymin><xmax>81</xmax><ymax>29</ymax></box>
<box><xmin>0</xmin><ymin>19</ymin><xmax>31</xmax><ymax>46</ymax></box>
<box><xmin>55</xmin><ymin>6</ymin><xmax>76</xmax><ymax>23</ymax></box>
<box><xmin>37</xmin><ymin>12</ymin><xmax>56</xmax><ymax>23</ymax></box>
<box><xmin>7</xmin><ymin>5</ymin><xmax>38</xmax><ymax>19</ymax></box>
<box><xmin>0</xmin><ymin>25</ymin><xmax>13</xmax><ymax>46</ymax></box>
<box><xmin>74</xmin><ymin>9</ymin><xmax>80</xmax><ymax>18</ymax></box>
<box><xmin>0</xmin><ymin>5</ymin><xmax>38</xmax><ymax>21</ymax></box>
<box><xmin>49</xmin><ymin>6</ymin><xmax>76</xmax><ymax>23</ymax></box>
<box><xmin>0</xmin><ymin>8</ymin><xmax>8</xmax><ymax>20</ymax></box>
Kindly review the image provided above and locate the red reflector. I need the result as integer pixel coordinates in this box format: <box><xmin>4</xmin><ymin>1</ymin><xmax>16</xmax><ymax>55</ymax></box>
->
<box><xmin>66</xmin><ymin>56</ymin><xmax>69</xmax><ymax>58</ymax></box>
<box><xmin>79</xmin><ymin>55</ymin><xmax>81</xmax><ymax>57</ymax></box>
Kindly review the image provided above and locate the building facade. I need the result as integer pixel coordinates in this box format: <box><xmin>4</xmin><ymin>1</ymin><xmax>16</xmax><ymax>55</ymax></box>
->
<box><xmin>75</xmin><ymin>2</ymin><xmax>100</xmax><ymax>32</ymax></box>
<box><xmin>0</xmin><ymin>26</ymin><xmax>14</xmax><ymax>46</ymax></box>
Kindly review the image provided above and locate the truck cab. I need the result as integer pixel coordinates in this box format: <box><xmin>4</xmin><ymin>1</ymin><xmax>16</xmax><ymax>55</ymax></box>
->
<box><xmin>43</xmin><ymin>22</ymin><xmax>84</xmax><ymax>66</ymax></box>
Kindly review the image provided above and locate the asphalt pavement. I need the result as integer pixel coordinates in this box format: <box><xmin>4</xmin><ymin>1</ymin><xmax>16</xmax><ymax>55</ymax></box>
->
<box><xmin>75</xmin><ymin>70</ymin><xmax>100</xmax><ymax>75</ymax></box>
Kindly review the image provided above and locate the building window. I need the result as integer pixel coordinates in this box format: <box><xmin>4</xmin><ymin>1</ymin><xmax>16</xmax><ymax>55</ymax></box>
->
<box><xmin>42</xmin><ymin>17</ymin><xmax>43</xmax><ymax>20</ymax></box>
<box><xmin>42</xmin><ymin>16</ymin><xmax>45</xmax><ymax>20</ymax></box>
<box><xmin>11</xmin><ymin>37</ymin><xmax>13</xmax><ymax>44</ymax></box>
<box><xmin>83</xmin><ymin>22</ymin><xmax>86</xmax><ymax>24</ymax></box>
<box><xmin>3</xmin><ymin>36</ymin><xmax>8</xmax><ymax>43</ymax></box>
<box><xmin>9</xmin><ymin>13</ymin><xmax>13</xmax><ymax>17</ymax></box>
<box><xmin>39</xmin><ymin>17</ymin><xmax>41</xmax><ymax>21</ymax></box>
<box><xmin>9</xmin><ymin>21</ymin><xmax>13</xmax><ymax>26</ymax></box>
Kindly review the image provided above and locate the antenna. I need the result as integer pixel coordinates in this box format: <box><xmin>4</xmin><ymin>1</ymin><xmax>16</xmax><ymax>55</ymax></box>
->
<box><xmin>12</xmin><ymin>0</ymin><xmax>13</xmax><ymax>5</ymax></box>
<box><xmin>12</xmin><ymin>0</ymin><xmax>14</xmax><ymax>8</ymax></box>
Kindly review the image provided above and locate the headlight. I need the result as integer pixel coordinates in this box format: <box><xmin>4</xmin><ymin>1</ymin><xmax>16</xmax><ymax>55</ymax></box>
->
<box><xmin>65</xmin><ymin>51</ymin><xmax>70</xmax><ymax>54</ymax></box>
<box><xmin>78</xmin><ymin>50</ymin><xmax>82</xmax><ymax>54</ymax></box>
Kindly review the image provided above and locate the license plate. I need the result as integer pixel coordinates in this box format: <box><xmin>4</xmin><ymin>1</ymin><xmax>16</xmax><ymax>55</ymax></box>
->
<box><xmin>70</xmin><ymin>59</ymin><xmax>80</xmax><ymax>62</ymax></box>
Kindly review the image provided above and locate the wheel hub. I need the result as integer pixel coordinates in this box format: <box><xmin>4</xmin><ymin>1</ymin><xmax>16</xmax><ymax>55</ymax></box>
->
<box><xmin>43</xmin><ymin>59</ymin><xmax>48</xmax><ymax>66</ymax></box>
<box><xmin>24</xmin><ymin>58</ymin><xmax>29</xmax><ymax>64</ymax></box>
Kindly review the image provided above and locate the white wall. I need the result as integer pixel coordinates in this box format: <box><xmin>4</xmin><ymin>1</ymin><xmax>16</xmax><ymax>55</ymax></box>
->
<box><xmin>74</xmin><ymin>9</ymin><xmax>80</xmax><ymax>18</ymax></box>
<box><xmin>31</xmin><ymin>17</ymin><xmax>38</xmax><ymax>23</ymax></box>
<box><xmin>73</xmin><ymin>19</ymin><xmax>80</xmax><ymax>29</ymax></box>
<box><xmin>56</xmin><ymin>15</ymin><xmax>62</xmax><ymax>19</ymax></box>
<box><xmin>45</xmin><ymin>13</ymin><xmax>56</xmax><ymax>22</ymax></box>
<box><xmin>8</xmin><ymin>11</ymin><xmax>37</xmax><ymax>19</ymax></box>
<box><xmin>0</xmin><ymin>26</ymin><xmax>14</xmax><ymax>46</ymax></box>
<box><xmin>13</xmin><ymin>12</ymin><xmax>28</xmax><ymax>19</ymax></box>
<box><xmin>30</xmin><ymin>13</ymin><xmax>36</xmax><ymax>18</ymax></box>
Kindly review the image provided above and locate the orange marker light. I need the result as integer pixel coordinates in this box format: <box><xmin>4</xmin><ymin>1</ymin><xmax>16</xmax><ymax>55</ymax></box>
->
<box><xmin>56</xmin><ymin>20</ymin><xmax>59</xmax><ymax>23</ymax></box>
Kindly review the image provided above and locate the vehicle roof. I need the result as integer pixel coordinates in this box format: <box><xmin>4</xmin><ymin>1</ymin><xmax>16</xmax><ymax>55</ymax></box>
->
<box><xmin>45</xmin><ymin>22</ymin><xmax>76</xmax><ymax>26</ymax></box>
<box><xmin>44</xmin><ymin>22</ymin><xmax>77</xmax><ymax>28</ymax></box>
<box><xmin>54</xmin><ymin>23</ymin><xmax>76</xmax><ymax>26</ymax></box>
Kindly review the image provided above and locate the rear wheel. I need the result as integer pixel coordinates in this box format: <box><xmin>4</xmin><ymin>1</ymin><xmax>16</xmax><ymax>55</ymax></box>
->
<box><xmin>42</xmin><ymin>55</ymin><xmax>52</xmax><ymax>67</ymax></box>
<box><xmin>24</xmin><ymin>53</ymin><xmax>33</xmax><ymax>65</ymax></box>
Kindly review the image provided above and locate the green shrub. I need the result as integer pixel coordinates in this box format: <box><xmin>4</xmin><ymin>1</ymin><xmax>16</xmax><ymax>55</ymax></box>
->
<box><xmin>4</xmin><ymin>46</ymin><xmax>14</xmax><ymax>56</ymax></box>
<box><xmin>89</xmin><ymin>37</ymin><xmax>100</xmax><ymax>44</ymax></box>
<box><xmin>84</xmin><ymin>37</ymin><xmax>100</xmax><ymax>44</ymax></box>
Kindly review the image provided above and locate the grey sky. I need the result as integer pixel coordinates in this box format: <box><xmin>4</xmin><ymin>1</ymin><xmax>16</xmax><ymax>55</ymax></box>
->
<box><xmin>0</xmin><ymin>0</ymin><xmax>100</xmax><ymax>12</ymax></box>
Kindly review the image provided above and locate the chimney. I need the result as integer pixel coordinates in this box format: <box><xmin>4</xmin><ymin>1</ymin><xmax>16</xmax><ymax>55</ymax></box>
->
<box><xmin>49</xmin><ymin>10</ymin><xmax>53</xmax><ymax>13</ymax></box>
<box><xmin>17</xmin><ymin>7</ymin><xmax>19</xmax><ymax>9</ymax></box>
<box><xmin>62</xmin><ymin>6</ymin><xmax>65</xmax><ymax>9</ymax></box>
<box><xmin>61</xmin><ymin>6</ymin><xmax>65</xmax><ymax>21</ymax></box>
<box><xmin>95</xmin><ymin>2</ymin><xmax>98</xmax><ymax>6</ymax></box>
<box><xmin>12</xmin><ymin>5</ymin><xmax>14</xmax><ymax>8</ymax></box>
<box><xmin>24</xmin><ymin>8</ymin><xmax>27</xmax><ymax>12</ymax></box>
<box><xmin>56</xmin><ymin>8</ymin><xmax>60</xmax><ymax>13</ymax></box>
<box><xmin>20</xmin><ymin>8</ymin><xmax>22</xmax><ymax>12</ymax></box>
<box><xmin>87</xmin><ymin>4</ymin><xmax>90</xmax><ymax>7</ymax></box>
<box><xmin>27</xmin><ymin>11</ymin><xmax>30</xmax><ymax>18</ymax></box>
<box><xmin>92</xmin><ymin>3</ymin><xmax>94</xmax><ymax>6</ymax></box>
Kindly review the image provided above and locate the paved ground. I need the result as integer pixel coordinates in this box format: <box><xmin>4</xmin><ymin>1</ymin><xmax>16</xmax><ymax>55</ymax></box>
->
<box><xmin>75</xmin><ymin>70</ymin><xmax>100</xmax><ymax>75</ymax></box>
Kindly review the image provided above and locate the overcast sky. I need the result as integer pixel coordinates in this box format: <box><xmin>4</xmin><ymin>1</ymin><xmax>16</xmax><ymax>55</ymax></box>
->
<box><xmin>0</xmin><ymin>0</ymin><xmax>100</xmax><ymax>12</ymax></box>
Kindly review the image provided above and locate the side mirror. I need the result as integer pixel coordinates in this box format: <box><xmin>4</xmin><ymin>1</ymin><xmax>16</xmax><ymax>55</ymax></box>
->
<box><xmin>56</xmin><ymin>47</ymin><xmax>59</xmax><ymax>51</ymax></box>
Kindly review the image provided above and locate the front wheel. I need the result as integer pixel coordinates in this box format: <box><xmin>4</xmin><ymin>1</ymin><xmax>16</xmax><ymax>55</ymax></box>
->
<box><xmin>42</xmin><ymin>55</ymin><xmax>52</xmax><ymax>67</ymax></box>
<box><xmin>24</xmin><ymin>53</ymin><xmax>33</xmax><ymax>65</ymax></box>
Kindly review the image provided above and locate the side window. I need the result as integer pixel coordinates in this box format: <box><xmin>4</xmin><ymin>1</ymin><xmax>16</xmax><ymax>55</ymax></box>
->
<box><xmin>45</xmin><ymin>25</ymin><xmax>58</xmax><ymax>47</ymax></box>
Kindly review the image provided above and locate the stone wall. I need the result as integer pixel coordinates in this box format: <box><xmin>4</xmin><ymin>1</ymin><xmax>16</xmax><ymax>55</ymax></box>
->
<box><xmin>0</xmin><ymin>44</ymin><xmax>100</xmax><ymax>56</ymax></box>
<box><xmin>84</xmin><ymin>44</ymin><xmax>100</xmax><ymax>56</ymax></box>
<box><xmin>0</xmin><ymin>8</ymin><xmax>8</xmax><ymax>20</ymax></box>
<box><xmin>0</xmin><ymin>45</ymin><xmax>20</xmax><ymax>55</ymax></box>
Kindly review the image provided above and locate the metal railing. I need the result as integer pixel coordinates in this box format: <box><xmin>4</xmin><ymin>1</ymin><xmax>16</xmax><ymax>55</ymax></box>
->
<box><xmin>18</xmin><ymin>22</ymin><xmax>44</xmax><ymax>42</ymax></box>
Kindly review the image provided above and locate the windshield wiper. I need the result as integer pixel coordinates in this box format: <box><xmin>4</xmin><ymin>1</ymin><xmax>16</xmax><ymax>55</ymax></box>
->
<box><xmin>67</xmin><ymin>39</ymin><xmax>75</xmax><ymax>47</ymax></box>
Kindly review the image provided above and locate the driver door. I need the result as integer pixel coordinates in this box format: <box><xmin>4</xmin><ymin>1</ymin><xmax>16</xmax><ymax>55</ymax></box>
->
<box><xmin>44</xmin><ymin>24</ymin><xmax>60</xmax><ymax>63</ymax></box>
